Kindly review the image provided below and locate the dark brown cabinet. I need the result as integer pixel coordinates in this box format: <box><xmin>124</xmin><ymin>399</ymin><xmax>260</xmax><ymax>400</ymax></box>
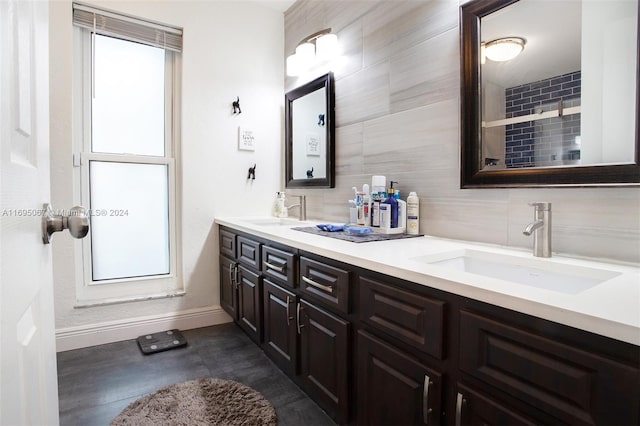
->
<box><xmin>299</xmin><ymin>255</ymin><xmax>350</xmax><ymax>314</ymax></box>
<box><xmin>357</xmin><ymin>330</ymin><xmax>442</xmax><ymax>426</ymax></box>
<box><xmin>299</xmin><ymin>298</ymin><xmax>350</xmax><ymax>424</ymax></box>
<box><xmin>262</xmin><ymin>245</ymin><xmax>297</xmax><ymax>289</ymax></box>
<box><xmin>218</xmin><ymin>225</ymin><xmax>640</xmax><ymax>426</ymax></box>
<box><xmin>359</xmin><ymin>276</ymin><xmax>446</xmax><ymax>360</ymax></box>
<box><xmin>262</xmin><ymin>279</ymin><xmax>297</xmax><ymax>375</ymax></box>
<box><xmin>458</xmin><ymin>309</ymin><xmax>640</xmax><ymax>425</ymax></box>
<box><xmin>237</xmin><ymin>265</ymin><xmax>262</xmax><ymax>344</ymax></box>
<box><xmin>218</xmin><ymin>230</ymin><xmax>262</xmax><ymax>344</ymax></box>
<box><xmin>454</xmin><ymin>383</ymin><xmax>537</xmax><ymax>426</ymax></box>
<box><xmin>219</xmin><ymin>254</ymin><xmax>238</xmax><ymax>321</ymax></box>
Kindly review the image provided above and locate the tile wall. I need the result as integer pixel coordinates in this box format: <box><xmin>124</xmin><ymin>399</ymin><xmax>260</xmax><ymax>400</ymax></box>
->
<box><xmin>504</xmin><ymin>71</ymin><xmax>582</xmax><ymax>168</ymax></box>
<box><xmin>284</xmin><ymin>0</ymin><xmax>640</xmax><ymax>263</ymax></box>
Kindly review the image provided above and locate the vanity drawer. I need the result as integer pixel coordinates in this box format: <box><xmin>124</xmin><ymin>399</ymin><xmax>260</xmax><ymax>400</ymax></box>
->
<box><xmin>299</xmin><ymin>255</ymin><xmax>350</xmax><ymax>314</ymax></box>
<box><xmin>359</xmin><ymin>276</ymin><xmax>446</xmax><ymax>360</ymax></box>
<box><xmin>262</xmin><ymin>245</ymin><xmax>297</xmax><ymax>288</ymax></box>
<box><xmin>219</xmin><ymin>229</ymin><xmax>236</xmax><ymax>259</ymax></box>
<box><xmin>237</xmin><ymin>236</ymin><xmax>261</xmax><ymax>270</ymax></box>
<box><xmin>459</xmin><ymin>309</ymin><xmax>640</xmax><ymax>425</ymax></box>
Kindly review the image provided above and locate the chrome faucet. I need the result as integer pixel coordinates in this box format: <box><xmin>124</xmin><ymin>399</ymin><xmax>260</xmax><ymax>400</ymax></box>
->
<box><xmin>286</xmin><ymin>195</ymin><xmax>307</xmax><ymax>221</ymax></box>
<box><xmin>523</xmin><ymin>202</ymin><xmax>552</xmax><ymax>257</ymax></box>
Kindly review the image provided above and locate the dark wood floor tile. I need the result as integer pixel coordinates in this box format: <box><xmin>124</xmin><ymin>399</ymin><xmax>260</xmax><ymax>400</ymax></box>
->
<box><xmin>276</xmin><ymin>397</ymin><xmax>336</xmax><ymax>426</ymax></box>
<box><xmin>57</xmin><ymin>324</ymin><xmax>336</xmax><ymax>426</ymax></box>
<box><xmin>59</xmin><ymin>395</ymin><xmax>136</xmax><ymax>426</ymax></box>
<box><xmin>58</xmin><ymin>341</ymin><xmax>209</xmax><ymax>410</ymax></box>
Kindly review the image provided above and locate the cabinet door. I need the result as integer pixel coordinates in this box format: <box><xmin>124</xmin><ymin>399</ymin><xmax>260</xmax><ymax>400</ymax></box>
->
<box><xmin>459</xmin><ymin>309</ymin><xmax>640</xmax><ymax>425</ymax></box>
<box><xmin>454</xmin><ymin>384</ymin><xmax>537</xmax><ymax>426</ymax></box>
<box><xmin>219</xmin><ymin>255</ymin><xmax>237</xmax><ymax>321</ymax></box>
<box><xmin>237</xmin><ymin>265</ymin><xmax>262</xmax><ymax>344</ymax></box>
<box><xmin>299</xmin><ymin>299</ymin><xmax>349</xmax><ymax>424</ymax></box>
<box><xmin>263</xmin><ymin>279</ymin><xmax>297</xmax><ymax>376</ymax></box>
<box><xmin>357</xmin><ymin>330</ymin><xmax>442</xmax><ymax>426</ymax></box>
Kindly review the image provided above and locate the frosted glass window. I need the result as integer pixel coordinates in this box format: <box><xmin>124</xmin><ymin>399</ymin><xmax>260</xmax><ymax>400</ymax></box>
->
<box><xmin>89</xmin><ymin>161</ymin><xmax>170</xmax><ymax>281</ymax></box>
<box><xmin>92</xmin><ymin>34</ymin><xmax>165</xmax><ymax>156</ymax></box>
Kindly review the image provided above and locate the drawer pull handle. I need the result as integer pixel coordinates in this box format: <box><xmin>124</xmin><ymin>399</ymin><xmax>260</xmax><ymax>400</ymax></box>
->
<box><xmin>286</xmin><ymin>296</ymin><xmax>293</xmax><ymax>326</ymax></box>
<box><xmin>265</xmin><ymin>261</ymin><xmax>285</xmax><ymax>274</ymax></box>
<box><xmin>423</xmin><ymin>375</ymin><xmax>432</xmax><ymax>424</ymax></box>
<box><xmin>302</xmin><ymin>275</ymin><xmax>333</xmax><ymax>293</ymax></box>
<box><xmin>228</xmin><ymin>263</ymin><xmax>235</xmax><ymax>285</ymax></box>
<box><xmin>296</xmin><ymin>302</ymin><xmax>305</xmax><ymax>335</ymax></box>
<box><xmin>455</xmin><ymin>392</ymin><xmax>465</xmax><ymax>426</ymax></box>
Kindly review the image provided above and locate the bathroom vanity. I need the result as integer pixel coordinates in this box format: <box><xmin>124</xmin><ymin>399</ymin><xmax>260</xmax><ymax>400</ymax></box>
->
<box><xmin>215</xmin><ymin>217</ymin><xmax>639</xmax><ymax>425</ymax></box>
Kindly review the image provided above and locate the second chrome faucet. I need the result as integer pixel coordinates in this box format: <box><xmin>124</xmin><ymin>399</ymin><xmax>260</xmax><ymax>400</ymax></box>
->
<box><xmin>286</xmin><ymin>195</ymin><xmax>307</xmax><ymax>221</ymax></box>
<box><xmin>523</xmin><ymin>202</ymin><xmax>552</xmax><ymax>257</ymax></box>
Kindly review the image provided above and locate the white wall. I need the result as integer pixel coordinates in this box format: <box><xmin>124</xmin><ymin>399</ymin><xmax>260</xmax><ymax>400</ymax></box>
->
<box><xmin>284</xmin><ymin>0</ymin><xmax>640</xmax><ymax>264</ymax></box>
<box><xmin>50</xmin><ymin>0</ymin><xmax>285</xmax><ymax>349</ymax></box>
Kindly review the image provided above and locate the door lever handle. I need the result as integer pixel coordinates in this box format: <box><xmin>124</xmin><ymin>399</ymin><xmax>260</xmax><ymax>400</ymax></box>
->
<box><xmin>42</xmin><ymin>203</ymin><xmax>89</xmax><ymax>244</ymax></box>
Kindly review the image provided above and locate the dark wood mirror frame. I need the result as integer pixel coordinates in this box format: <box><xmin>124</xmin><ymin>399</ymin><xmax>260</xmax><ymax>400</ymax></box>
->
<box><xmin>285</xmin><ymin>72</ymin><xmax>335</xmax><ymax>188</ymax></box>
<box><xmin>460</xmin><ymin>0</ymin><xmax>640</xmax><ymax>188</ymax></box>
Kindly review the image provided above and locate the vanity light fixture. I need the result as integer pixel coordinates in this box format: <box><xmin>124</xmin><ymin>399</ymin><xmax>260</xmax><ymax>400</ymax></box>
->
<box><xmin>482</xmin><ymin>37</ymin><xmax>526</xmax><ymax>62</ymax></box>
<box><xmin>286</xmin><ymin>28</ymin><xmax>338</xmax><ymax>76</ymax></box>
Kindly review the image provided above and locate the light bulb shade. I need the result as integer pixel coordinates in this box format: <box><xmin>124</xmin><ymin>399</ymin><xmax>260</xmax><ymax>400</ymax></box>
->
<box><xmin>286</xmin><ymin>53</ymin><xmax>301</xmax><ymax>76</ymax></box>
<box><xmin>295</xmin><ymin>42</ymin><xmax>315</xmax><ymax>65</ymax></box>
<box><xmin>484</xmin><ymin>37</ymin><xmax>525</xmax><ymax>62</ymax></box>
<box><xmin>316</xmin><ymin>33</ymin><xmax>338</xmax><ymax>61</ymax></box>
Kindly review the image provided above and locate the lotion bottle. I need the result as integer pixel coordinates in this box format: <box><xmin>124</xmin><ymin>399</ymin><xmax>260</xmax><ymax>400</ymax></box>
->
<box><xmin>394</xmin><ymin>190</ymin><xmax>406</xmax><ymax>230</ymax></box>
<box><xmin>407</xmin><ymin>191</ymin><xmax>420</xmax><ymax>235</ymax></box>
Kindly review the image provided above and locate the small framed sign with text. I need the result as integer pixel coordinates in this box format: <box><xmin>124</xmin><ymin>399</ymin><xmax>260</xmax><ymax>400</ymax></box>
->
<box><xmin>238</xmin><ymin>127</ymin><xmax>255</xmax><ymax>151</ymax></box>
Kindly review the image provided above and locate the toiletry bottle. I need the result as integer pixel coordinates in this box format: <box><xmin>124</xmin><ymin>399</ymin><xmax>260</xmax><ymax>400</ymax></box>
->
<box><xmin>371</xmin><ymin>176</ymin><xmax>386</xmax><ymax>228</ymax></box>
<box><xmin>394</xmin><ymin>190</ymin><xmax>406</xmax><ymax>230</ymax></box>
<box><xmin>273</xmin><ymin>191</ymin><xmax>285</xmax><ymax>217</ymax></box>
<box><xmin>278</xmin><ymin>192</ymin><xmax>287</xmax><ymax>218</ymax></box>
<box><xmin>371</xmin><ymin>175</ymin><xmax>386</xmax><ymax>195</ymax></box>
<box><xmin>407</xmin><ymin>191</ymin><xmax>420</xmax><ymax>235</ymax></box>
<box><xmin>349</xmin><ymin>200</ymin><xmax>357</xmax><ymax>224</ymax></box>
<box><xmin>379</xmin><ymin>203</ymin><xmax>391</xmax><ymax>229</ymax></box>
<box><xmin>356</xmin><ymin>191</ymin><xmax>365</xmax><ymax>225</ymax></box>
<box><xmin>371</xmin><ymin>193</ymin><xmax>381</xmax><ymax>227</ymax></box>
<box><xmin>362</xmin><ymin>184</ymin><xmax>370</xmax><ymax>226</ymax></box>
<box><xmin>384</xmin><ymin>181</ymin><xmax>399</xmax><ymax>228</ymax></box>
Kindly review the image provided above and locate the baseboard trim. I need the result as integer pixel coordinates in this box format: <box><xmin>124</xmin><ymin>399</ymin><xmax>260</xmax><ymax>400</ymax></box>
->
<box><xmin>55</xmin><ymin>306</ymin><xmax>233</xmax><ymax>352</ymax></box>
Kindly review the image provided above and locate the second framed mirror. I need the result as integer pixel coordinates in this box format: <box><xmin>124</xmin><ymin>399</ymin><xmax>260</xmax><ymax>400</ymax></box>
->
<box><xmin>285</xmin><ymin>72</ymin><xmax>335</xmax><ymax>188</ymax></box>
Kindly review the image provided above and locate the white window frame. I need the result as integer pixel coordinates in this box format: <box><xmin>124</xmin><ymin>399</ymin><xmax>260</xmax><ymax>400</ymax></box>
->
<box><xmin>72</xmin><ymin>21</ymin><xmax>183</xmax><ymax>306</ymax></box>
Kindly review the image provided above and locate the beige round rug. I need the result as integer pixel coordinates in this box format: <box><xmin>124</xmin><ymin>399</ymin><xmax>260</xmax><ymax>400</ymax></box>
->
<box><xmin>110</xmin><ymin>378</ymin><xmax>278</xmax><ymax>426</ymax></box>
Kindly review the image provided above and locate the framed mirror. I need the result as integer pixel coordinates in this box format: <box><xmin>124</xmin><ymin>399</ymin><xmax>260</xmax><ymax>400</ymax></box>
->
<box><xmin>461</xmin><ymin>0</ymin><xmax>639</xmax><ymax>187</ymax></box>
<box><xmin>285</xmin><ymin>72</ymin><xmax>335</xmax><ymax>188</ymax></box>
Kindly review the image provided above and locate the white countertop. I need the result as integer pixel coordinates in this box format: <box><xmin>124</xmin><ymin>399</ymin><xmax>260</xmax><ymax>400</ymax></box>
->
<box><xmin>215</xmin><ymin>216</ymin><xmax>640</xmax><ymax>346</ymax></box>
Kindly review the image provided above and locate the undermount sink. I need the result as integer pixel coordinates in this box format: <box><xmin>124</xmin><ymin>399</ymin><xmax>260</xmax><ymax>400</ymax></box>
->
<box><xmin>411</xmin><ymin>249</ymin><xmax>621</xmax><ymax>294</ymax></box>
<box><xmin>240</xmin><ymin>217</ymin><xmax>305</xmax><ymax>227</ymax></box>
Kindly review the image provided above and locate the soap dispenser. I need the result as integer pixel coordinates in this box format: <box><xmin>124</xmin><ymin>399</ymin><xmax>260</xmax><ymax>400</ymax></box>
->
<box><xmin>273</xmin><ymin>191</ymin><xmax>287</xmax><ymax>218</ymax></box>
<box><xmin>383</xmin><ymin>181</ymin><xmax>399</xmax><ymax>228</ymax></box>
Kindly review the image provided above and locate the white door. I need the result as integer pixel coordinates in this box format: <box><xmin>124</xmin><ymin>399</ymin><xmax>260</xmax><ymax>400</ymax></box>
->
<box><xmin>1</xmin><ymin>0</ymin><xmax>60</xmax><ymax>425</ymax></box>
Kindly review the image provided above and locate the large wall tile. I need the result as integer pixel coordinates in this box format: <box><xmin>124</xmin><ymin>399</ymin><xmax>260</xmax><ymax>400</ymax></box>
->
<box><xmin>285</xmin><ymin>0</ymin><xmax>640</xmax><ymax>263</ymax></box>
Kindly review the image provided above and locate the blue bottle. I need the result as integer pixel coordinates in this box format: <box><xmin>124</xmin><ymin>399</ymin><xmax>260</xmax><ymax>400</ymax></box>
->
<box><xmin>384</xmin><ymin>181</ymin><xmax>399</xmax><ymax>228</ymax></box>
